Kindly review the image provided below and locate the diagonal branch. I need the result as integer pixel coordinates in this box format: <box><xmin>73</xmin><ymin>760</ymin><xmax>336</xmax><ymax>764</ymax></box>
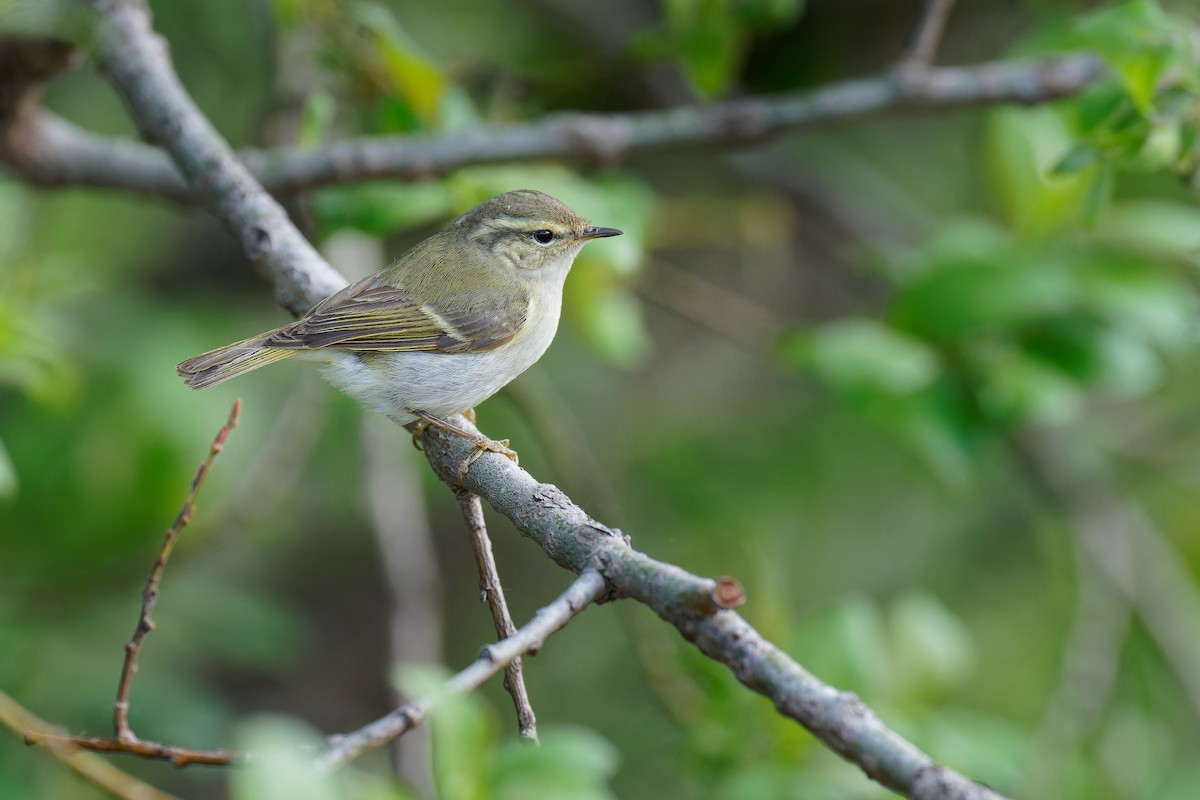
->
<box><xmin>2</xmin><ymin>33</ymin><xmax>1102</xmax><ymax>205</ymax></box>
<box><xmin>24</xmin><ymin>400</ymin><xmax>242</xmax><ymax>768</ymax></box>
<box><xmin>318</xmin><ymin>570</ymin><xmax>608</xmax><ymax>770</ymax></box>
<box><xmin>1</xmin><ymin>690</ymin><xmax>181</xmax><ymax>800</ymax></box>
<box><xmin>80</xmin><ymin>1</ymin><xmax>1014</xmax><ymax>796</ymax></box>
<box><xmin>456</xmin><ymin>490</ymin><xmax>539</xmax><ymax>742</ymax></box>
<box><xmin>902</xmin><ymin>0</ymin><xmax>958</xmax><ymax>69</ymax></box>
<box><xmin>415</xmin><ymin>419</ymin><xmax>1004</xmax><ymax>800</ymax></box>
<box><xmin>87</xmin><ymin>0</ymin><xmax>346</xmax><ymax>315</ymax></box>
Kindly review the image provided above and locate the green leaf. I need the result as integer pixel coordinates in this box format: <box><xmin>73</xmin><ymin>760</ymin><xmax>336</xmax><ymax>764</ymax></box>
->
<box><xmin>1096</xmin><ymin>201</ymin><xmax>1200</xmax><ymax>268</ymax></box>
<box><xmin>566</xmin><ymin>284</ymin><xmax>652</xmax><ymax>368</ymax></box>
<box><xmin>784</xmin><ymin>319</ymin><xmax>940</xmax><ymax>398</ymax></box>
<box><xmin>0</xmin><ymin>436</ymin><xmax>15</xmax><ymax>498</ymax></box>
<box><xmin>313</xmin><ymin>182</ymin><xmax>455</xmax><ymax>236</ymax></box>
<box><xmin>298</xmin><ymin>90</ymin><xmax>336</xmax><ymax>148</ymax></box>
<box><xmin>975</xmin><ymin>345</ymin><xmax>1084</xmax><ymax>427</ymax></box>
<box><xmin>491</xmin><ymin>727</ymin><xmax>619</xmax><ymax>800</ymax></box>
<box><xmin>984</xmin><ymin>107</ymin><xmax>1097</xmax><ymax>237</ymax></box>
<box><xmin>792</xmin><ymin>596</ymin><xmax>889</xmax><ymax>694</ymax></box>
<box><xmin>396</xmin><ymin>665</ymin><xmax>493</xmax><ymax>800</ymax></box>
<box><xmin>1079</xmin><ymin>255</ymin><xmax>1197</xmax><ymax>350</ymax></box>
<box><xmin>888</xmin><ymin>592</ymin><xmax>975</xmax><ymax>700</ymax></box>
<box><xmin>354</xmin><ymin>3</ymin><xmax>446</xmax><ymax>125</ymax></box>
<box><xmin>1076</xmin><ymin>0</ymin><xmax>1178</xmax><ymax>114</ymax></box>
<box><xmin>656</xmin><ymin>0</ymin><xmax>747</xmax><ymax>98</ymax></box>
<box><xmin>1051</xmin><ymin>142</ymin><xmax>1099</xmax><ymax>176</ymax></box>
<box><xmin>891</xmin><ymin>254</ymin><xmax>1080</xmax><ymax>343</ymax></box>
<box><xmin>232</xmin><ymin>716</ymin><xmax>340</xmax><ymax>800</ymax></box>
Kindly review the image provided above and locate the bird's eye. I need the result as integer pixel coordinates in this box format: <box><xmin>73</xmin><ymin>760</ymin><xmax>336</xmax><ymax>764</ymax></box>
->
<box><xmin>532</xmin><ymin>230</ymin><xmax>555</xmax><ymax>245</ymax></box>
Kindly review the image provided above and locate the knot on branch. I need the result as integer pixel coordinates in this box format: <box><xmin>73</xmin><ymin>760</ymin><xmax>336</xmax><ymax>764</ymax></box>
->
<box><xmin>556</xmin><ymin>114</ymin><xmax>631</xmax><ymax>167</ymax></box>
<box><xmin>0</xmin><ymin>37</ymin><xmax>80</xmax><ymax>165</ymax></box>
<box><xmin>0</xmin><ymin>36</ymin><xmax>79</xmax><ymax>123</ymax></box>
<box><xmin>711</xmin><ymin>101</ymin><xmax>771</xmax><ymax>143</ymax></box>
<box><xmin>531</xmin><ymin>483</ymin><xmax>574</xmax><ymax>512</ymax></box>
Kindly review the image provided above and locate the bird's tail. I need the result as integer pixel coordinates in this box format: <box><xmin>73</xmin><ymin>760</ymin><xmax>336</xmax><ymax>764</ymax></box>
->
<box><xmin>177</xmin><ymin>332</ymin><xmax>296</xmax><ymax>390</ymax></box>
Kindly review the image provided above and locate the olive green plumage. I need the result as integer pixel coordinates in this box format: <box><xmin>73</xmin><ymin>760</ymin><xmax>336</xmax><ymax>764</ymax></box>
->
<box><xmin>177</xmin><ymin>190</ymin><xmax>621</xmax><ymax>428</ymax></box>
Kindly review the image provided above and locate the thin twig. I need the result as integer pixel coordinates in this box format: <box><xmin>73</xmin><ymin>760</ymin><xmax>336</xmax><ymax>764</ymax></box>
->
<box><xmin>1</xmin><ymin>690</ymin><xmax>181</xmax><ymax>800</ymax></box>
<box><xmin>902</xmin><ymin>0</ymin><xmax>958</xmax><ymax>69</ymax></box>
<box><xmin>23</xmin><ymin>732</ymin><xmax>234</xmax><ymax>768</ymax></box>
<box><xmin>27</xmin><ymin>401</ymin><xmax>243</xmax><ymax>768</ymax></box>
<box><xmin>115</xmin><ymin>399</ymin><xmax>241</xmax><ymax>741</ymax></box>
<box><xmin>455</xmin><ymin>490</ymin><xmax>538</xmax><ymax>742</ymax></box>
<box><xmin>318</xmin><ymin>570</ymin><xmax>607</xmax><ymax>770</ymax></box>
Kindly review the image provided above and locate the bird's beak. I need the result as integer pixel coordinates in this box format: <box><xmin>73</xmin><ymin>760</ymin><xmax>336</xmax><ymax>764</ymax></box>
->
<box><xmin>578</xmin><ymin>226</ymin><xmax>623</xmax><ymax>241</ymax></box>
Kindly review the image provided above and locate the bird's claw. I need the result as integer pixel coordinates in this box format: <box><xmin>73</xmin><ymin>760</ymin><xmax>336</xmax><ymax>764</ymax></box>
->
<box><xmin>458</xmin><ymin>436</ymin><xmax>519</xmax><ymax>475</ymax></box>
<box><xmin>410</xmin><ymin>418</ymin><xmax>431</xmax><ymax>451</ymax></box>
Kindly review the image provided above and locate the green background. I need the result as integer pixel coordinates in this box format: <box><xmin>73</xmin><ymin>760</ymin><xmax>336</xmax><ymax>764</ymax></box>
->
<box><xmin>3</xmin><ymin>0</ymin><xmax>1200</xmax><ymax>798</ymax></box>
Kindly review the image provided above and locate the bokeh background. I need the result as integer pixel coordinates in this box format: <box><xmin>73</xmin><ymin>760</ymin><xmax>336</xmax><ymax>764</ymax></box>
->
<box><xmin>3</xmin><ymin>0</ymin><xmax>1200</xmax><ymax>798</ymax></box>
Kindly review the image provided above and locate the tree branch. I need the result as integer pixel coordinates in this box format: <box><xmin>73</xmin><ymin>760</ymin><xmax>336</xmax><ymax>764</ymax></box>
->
<box><xmin>87</xmin><ymin>0</ymin><xmax>346</xmax><ymax>314</ymax></box>
<box><xmin>2</xmin><ymin>33</ymin><xmax>1103</xmax><ymax>205</ymax></box>
<box><xmin>317</xmin><ymin>570</ymin><xmax>608</xmax><ymax>770</ymax></box>
<box><xmin>456</xmin><ymin>490</ymin><xmax>539</xmax><ymax>742</ymax></box>
<box><xmin>0</xmin><ymin>690</ymin><xmax>181</xmax><ymax>800</ymax></box>
<box><xmin>73</xmin><ymin>1</ymin><xmax>1018</xmax><ymax>795</ymax></box>
<box><xmin>24</xmin><ymin>401</ymin><xmax>243</xmax><ymax>768</ymax></box>
<box><xmin>901</xmin><ymin>0</ymin><xmax>958</xmax><ymax>69</ymax></box>
<box><xmin>416</xmin><ymin>418</ymin><xmax>1002</xmax><ymax>800</ymax></box>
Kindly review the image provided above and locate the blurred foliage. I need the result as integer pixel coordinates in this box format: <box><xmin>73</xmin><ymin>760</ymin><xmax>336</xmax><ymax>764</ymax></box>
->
<box><xmin>4</xmin><ymin>1</ymin><xmax>1200</xmax><ymax>799</ymax></box>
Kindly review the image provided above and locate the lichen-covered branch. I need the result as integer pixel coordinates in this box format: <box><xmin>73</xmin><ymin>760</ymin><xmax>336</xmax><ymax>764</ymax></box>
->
<box><xmin>318</xmin><ymin>570</ymin><xmax>608</xmax><ymax>770</ymax></box>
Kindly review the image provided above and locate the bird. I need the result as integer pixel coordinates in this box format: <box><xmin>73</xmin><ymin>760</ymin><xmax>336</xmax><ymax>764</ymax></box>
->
<box><xmin>177</xmin><ymin>189</ymin><xmax>623</xmax><ymax>467</ymax></box>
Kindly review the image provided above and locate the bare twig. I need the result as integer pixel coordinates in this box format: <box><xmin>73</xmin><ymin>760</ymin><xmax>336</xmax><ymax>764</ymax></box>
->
<box><xmin>318</xmin><ymin>570</ymin><xmax>608</xmax><ymax>770</ymax></box>
<box><xmin>115</xmin><ymin>399</ymin><xmax>241</xmax><ymax>741</ymax></box>
<box><xmin>23</xmin><ymin>732</ymin><xmax>233</xmax><ymax>768</ymax></box>
<box><xmin>2</xmin><ymin>37</ymin><xmax>1103</xmax><ymax>204</ymax></box>
<box><xmin>1</xmin><ymin>690</ymin><xmax>181</xmax><ymax>800</ymax></box>
<box><xmin>455</xmin><ymin>490</ymin><xmax>538</xmax><ymax>742</ymax></box>
<box><xmin>25</xmin><ymin>401</ymin><xmax>243</xmax><ymax>768</ymax></box>
<box><xmin>902</xmin><ymin>0</ymin><xmax>958</xmax><ymax>69</ymax></box>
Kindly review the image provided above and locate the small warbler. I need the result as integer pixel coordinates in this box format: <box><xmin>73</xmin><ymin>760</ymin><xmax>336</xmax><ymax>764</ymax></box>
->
<box><xmin>178</xmin><ymin>189</ymin><xmax>622</xmax><ymax>463</ymax></box>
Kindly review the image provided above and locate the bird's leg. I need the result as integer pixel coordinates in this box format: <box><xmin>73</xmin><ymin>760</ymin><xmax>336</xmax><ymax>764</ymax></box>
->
<box><xmin>411</xmin><ymin>410</ymin><xmax>519</xmax><ymax>475</ymax></box>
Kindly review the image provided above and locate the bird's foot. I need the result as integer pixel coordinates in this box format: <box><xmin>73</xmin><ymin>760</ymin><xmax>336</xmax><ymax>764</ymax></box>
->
<box><xmin>459</xmin><ymin>435</ymin><xmax>519</xmax><ymax>475</ymax></box>
<box><xmin>410</xmin><ymin>410</ymin><xmax>519</xmax><ymax>475</ymax></box>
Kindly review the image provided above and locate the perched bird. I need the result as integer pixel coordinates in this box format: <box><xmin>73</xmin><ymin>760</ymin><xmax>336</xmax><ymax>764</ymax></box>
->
<box><xmin>178</xmin><ymin>189</ymin><xmax>622</xmax><ymax>465</ymax></box>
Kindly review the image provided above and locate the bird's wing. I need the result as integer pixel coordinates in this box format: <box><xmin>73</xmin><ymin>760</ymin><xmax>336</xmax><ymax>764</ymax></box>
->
<box><xmin>265</xmin><ymin>273</ymin><xmax>528</xmax><ymax>354</ymax></box>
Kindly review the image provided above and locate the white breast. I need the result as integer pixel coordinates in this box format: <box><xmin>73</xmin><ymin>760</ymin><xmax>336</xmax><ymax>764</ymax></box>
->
<box><xmin>315</xmin><ymin>293</ymin><xmax>562</xmax><ymax>426</ymax></box>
